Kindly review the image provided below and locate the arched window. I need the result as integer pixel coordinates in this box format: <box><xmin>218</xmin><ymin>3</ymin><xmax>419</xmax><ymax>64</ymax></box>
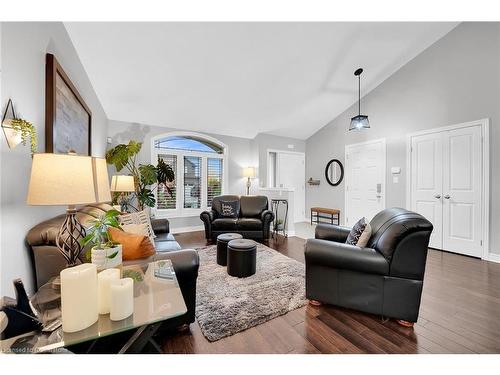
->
<box><xmin>152</xmin><ymin>132</ymin><xmax>228</xmax><ymax>216</ymax></box>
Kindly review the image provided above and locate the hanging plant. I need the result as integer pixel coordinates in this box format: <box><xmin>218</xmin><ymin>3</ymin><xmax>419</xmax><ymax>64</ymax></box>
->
<box><xmin>10</xmin><ymin>118</ymin><xmax>37</xmax><ymax>154</ymax></box>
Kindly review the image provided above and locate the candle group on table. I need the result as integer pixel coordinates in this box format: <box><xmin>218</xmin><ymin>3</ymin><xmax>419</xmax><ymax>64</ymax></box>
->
<box><xmin>60</xmin><ymin>264</ymin><xmax>134</xmax><ymax>332</ymax></box>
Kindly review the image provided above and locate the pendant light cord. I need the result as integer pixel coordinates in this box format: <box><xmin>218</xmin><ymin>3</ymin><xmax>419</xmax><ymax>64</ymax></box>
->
<box><xmin>358</xmin><ymin>74</ymin><xmax>361</xmax><ymax>115</ymax></box>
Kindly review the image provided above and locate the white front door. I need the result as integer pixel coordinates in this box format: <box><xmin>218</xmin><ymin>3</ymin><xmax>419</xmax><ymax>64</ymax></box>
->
<box><xmin>410</xmin><ymin>124</ymin><xmax>483</xmax><ymax>257</ymax></box>
<box><xmin>442</xmin><ymin>126</ymin><xmax>483</xmax><ymax>257</ymax></box>
<box><xmin>410</xmin><ymin>132</ymin><xmax>444</xmax><ymax>249</ymax></box>
<box><xmin>345</xmin><ymin>139</ymin><xmax>386</xmax><ymax>226</ymax></box>
<box><xmin>277</xmin><ymin>152</ymin><xmax>305</xmax><ymax>222</ymax></box>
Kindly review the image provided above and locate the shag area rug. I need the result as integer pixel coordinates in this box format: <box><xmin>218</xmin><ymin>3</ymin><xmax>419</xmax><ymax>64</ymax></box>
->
<box><xmin>195</xmin><ymin>243</ymin><xmax>307</xmax><ymax>342</ymax></box>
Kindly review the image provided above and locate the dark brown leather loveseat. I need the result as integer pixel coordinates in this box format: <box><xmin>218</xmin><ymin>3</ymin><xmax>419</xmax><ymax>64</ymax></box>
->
<box><xmin>25</xmin><ymin>203</ymin><xmax>199</xmax><ymax>331</ymax></box>
<box><xmin>305</xmin><ymin>207</ymin><xmax>433</xmax><ymax>323</ymax></box>
<box><xmin>200</xmin><ymin>195</ymin><xmax>274</xmax><ymax>241</ymax></box>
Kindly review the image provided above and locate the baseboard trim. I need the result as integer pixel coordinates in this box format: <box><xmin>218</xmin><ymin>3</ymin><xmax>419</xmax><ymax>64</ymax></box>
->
<box><xmin>170</xmin><ymin>225</ymin><xmax>204</xmax><ymax>234</ymax></box>
<box><xmin>488</xmin><ymin>253</ymin><xmax>500</xmax><ymax>263</ymax></box>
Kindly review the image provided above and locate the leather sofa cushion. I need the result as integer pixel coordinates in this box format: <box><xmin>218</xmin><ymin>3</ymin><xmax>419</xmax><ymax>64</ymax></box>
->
<box><xmin>155</xmin><ymin>240</ymin><xmax>182</xmax><ymax>252</ymax></box>
<box><xmin>237</xmin><ymin>218</ymin><xmax>263</xmax><ymax>230</ymax></box>
<box><xmin>240</xmin><ymin>195</ymin><xmax>268</xmax><ymax>217</ymax></box>
<box><xmin>155</xmin><ymin>232</ymin><xmax>176</xmax><ymax>242</ymax></box>
<box><xmin>212</xmin><ymin>218</ymin><xmax>238</xmax><ymax>230</ymax></box>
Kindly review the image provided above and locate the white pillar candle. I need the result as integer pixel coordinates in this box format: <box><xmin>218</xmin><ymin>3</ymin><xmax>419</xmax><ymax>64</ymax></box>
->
<box><xmin>109</xmin><ymin>278</ymin><xmax>134</xmax><ymax>321</ymax></box>
<box><xmin>60</xmin><ymin>263</ymin><xmax>98</xmax><ymax>333</ymax></box>
<box><xmin>97</xmin><ymin>268</ymin><xmax>121</xmax><ymax>314</ymax></box>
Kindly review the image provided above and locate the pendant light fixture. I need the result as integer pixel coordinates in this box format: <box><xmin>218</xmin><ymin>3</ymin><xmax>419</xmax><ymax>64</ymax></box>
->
<box><xmin>349</xmin><ymin>68</ymin><xmax>370</xmax><ymax>131</ymax></box>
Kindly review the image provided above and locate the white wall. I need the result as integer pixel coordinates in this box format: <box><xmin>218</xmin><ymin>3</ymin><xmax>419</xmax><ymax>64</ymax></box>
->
<box><xmin>305</xmin><ymin>22</ymin><xmax>500</xmax><ymax>256</ymax></box>
<box><xmin>253</xmin><ymin>133</ymin><xmax>306</xmax><ymax>188</ymax></box>
<box><xmin>0</xmin><ymin>22</ymin><xmax>108</xmax><ymax>297</ymax></box>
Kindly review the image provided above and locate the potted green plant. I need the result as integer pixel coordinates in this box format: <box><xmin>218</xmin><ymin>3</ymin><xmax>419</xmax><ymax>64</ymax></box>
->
<box><xmin>106</xmin><ymin>140</ymin><xmax>175</xmax><ymax>210</ymax></box>
<box><xmin>81</xmin><ymin>209</ymin><xmax>123</xmax><ymax>271</ymax></box>
<box><xmin>7</xmin><ymin>118</ymin><xmax>37</xmax><ymax>155</ymax></box>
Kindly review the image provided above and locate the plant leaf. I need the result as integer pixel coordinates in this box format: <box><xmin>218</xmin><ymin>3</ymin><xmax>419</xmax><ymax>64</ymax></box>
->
<box><xmin>106</xmin><ymin>251</ymin><xmax>119</xmax><ymax>259</ymax></box>
<box><xmin>139</xmin><ymin>164</ymin><xmax>157</xmax><ymax>186</ymax></box>
<box><xmin>157</xmin><ymin>157</ymin><xmax>175</xmax><ymax>184</ymax></box>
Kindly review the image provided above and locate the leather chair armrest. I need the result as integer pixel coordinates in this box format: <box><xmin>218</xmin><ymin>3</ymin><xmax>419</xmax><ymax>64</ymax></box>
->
<box><xmin>305</xmin><ymin>238</ymin><xmax>389</xmax><ymax>275</ymax></box>
<box><xmin>151</xmin><ymin>218</ymin><xmax>169</xmax><ymax>234</ymax></box>
<box><xmin>261</xmin><ymin>209</ymin><xmax>275</xmax><ymax>239</ymax></box>
<box><xmin>200</xmin><ymin>210</ymin><xmax>216</xmax><ymax>223</ymax></box>
<box><xmin>261</xmin><ymin>209</ymin><xmax>275</xmax><ymax>223</ymax></box>
<box><xmin>200</xmin><ymin>210</ymin><xmax>216</xmax><ymax>240</ymax></box>
<box><xmin>315</xmin><ymin>224</ymin><xmax>352</xmax><ymax>242</ymax></box>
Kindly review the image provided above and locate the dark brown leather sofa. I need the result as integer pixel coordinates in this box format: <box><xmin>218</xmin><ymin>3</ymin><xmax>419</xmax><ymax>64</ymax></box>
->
<box><xmin>200</xmin><ymin>195</ymin><xmax>274</xmax><ymax>241</ymax></box>
<box><xmin>305</xmin><ymin>207</ymin><xmax>433</xmax><ymax>323</ymax></box>
<box><xmin>25</xmin><ymin>203</ymin><xmax>199</xmax><ymax>330</ymax></box>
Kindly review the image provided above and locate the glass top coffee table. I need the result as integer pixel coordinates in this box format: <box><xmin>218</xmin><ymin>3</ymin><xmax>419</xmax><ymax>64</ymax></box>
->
<box><xmin>1</xmin><ymin>260</ymin><xmax>187</xmax><ymax>354</ymax></box>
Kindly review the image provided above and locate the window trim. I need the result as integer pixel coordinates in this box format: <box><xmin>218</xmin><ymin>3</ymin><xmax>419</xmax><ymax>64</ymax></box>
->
<box><xmin>151</xmin><ymin>132</ymin><xmax>228</xmax><ymax>218</ymax></box>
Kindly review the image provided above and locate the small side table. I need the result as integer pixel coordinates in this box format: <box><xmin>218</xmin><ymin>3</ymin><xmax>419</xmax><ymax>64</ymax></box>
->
<box><xmin>271</xmin><ymin>199</ymin><xmax>288</xmax><ymax>239</ymax></box>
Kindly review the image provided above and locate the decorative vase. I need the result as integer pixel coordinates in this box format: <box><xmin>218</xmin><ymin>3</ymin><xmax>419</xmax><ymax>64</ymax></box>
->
<box><xmin>91</xmin><ymin>245</ymin><xmax>123</xmax><ymax>272</ymax></box>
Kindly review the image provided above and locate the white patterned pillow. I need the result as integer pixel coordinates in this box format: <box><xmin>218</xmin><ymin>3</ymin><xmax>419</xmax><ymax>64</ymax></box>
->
<box><xmin>119</xmin><ymin>210</ymin><xmax>156</xmax><ymax>243</ymax></box>
<box><xmin>346</xmin><ymin>217</ymin><xmax>372</xmax><ymax>247</ymax></box>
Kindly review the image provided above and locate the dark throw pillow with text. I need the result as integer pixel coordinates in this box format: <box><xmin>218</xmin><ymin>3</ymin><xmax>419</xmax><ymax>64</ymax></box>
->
<box><xmin>220</xmin><ymin>200</ymin><xmax>240</xmax><ymax>218</ymax></box>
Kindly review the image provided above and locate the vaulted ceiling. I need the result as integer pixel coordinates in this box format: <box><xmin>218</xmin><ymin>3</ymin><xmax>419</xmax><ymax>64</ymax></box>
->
<box><xmin>65</xmin><ymin>22</ymin><xmax>458</xmax><ymax>139</ymax></box>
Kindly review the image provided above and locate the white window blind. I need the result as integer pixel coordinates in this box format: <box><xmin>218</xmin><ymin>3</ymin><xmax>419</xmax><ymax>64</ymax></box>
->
<box><xmin>157</xmin><ymin>154</ymin><xmax>177</xmax><ymax>209</ymax></box>
<box><xmin>184</xmin><ymin>156</ymin><xmax>201</xmax><ymax>209</ymax></box>
<box><xmin>207</xmin><ymin>158</ymin><xmax>223</xmax><ymax>207</ymax></box>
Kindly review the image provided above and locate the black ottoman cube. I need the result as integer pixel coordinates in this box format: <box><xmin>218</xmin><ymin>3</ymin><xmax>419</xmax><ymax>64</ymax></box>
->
<box><xmin>227</xmin><ymin>239</ymin><xmax>257</xmax><ymax>278</ymax></box>
<box><xmin>216</xmin><ymin>233</ymin><xmax>243</xmax><ymax>266</ymax></box>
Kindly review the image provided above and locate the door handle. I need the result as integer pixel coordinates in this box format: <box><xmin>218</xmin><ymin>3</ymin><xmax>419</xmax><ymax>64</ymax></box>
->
<box><xmin>444</xmin><ymin>195</ymin><xmax>451</xmax><ymax>199</ymax></box>
<box><xmin>434</xmin><ymin>194</ymin><xmax>441</xmax><ymax>199</ymax></box>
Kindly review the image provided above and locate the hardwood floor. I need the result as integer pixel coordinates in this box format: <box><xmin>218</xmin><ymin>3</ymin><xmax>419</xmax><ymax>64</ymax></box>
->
<box><xmin>159</xmin><ymin>231</ymin><xmax>500</xmax><ymax>354</ymax></box>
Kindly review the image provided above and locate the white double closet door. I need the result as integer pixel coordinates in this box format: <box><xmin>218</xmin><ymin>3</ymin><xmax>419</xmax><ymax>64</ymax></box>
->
<box><xmin>410</xmin><ymin>125</ymin><xmax>483</xmax><ymax>257</ymax></box>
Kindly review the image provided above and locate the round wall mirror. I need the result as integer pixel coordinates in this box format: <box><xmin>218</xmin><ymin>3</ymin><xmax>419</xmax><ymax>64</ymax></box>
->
<box><xmin>325</xmin><ymin>159</ymin><xmax>344</xmax><ymax>186</ymax></box>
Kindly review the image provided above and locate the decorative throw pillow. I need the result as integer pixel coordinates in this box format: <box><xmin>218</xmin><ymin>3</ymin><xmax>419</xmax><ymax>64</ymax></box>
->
<box><xmin>346</xmin><ymin>217</ymin><xmax>372</xmax><ymax>247</ymax></box>
<box><xmin>220</xmin><ymin>200</ymin><xmax>240</xmax><ymax>218</ymax></box>
<box><xmin>119</xmin><ymin>210</ymin><xmax>156</xmax><ymax>244</ymax></box>
<box><xmin>108</xmin><ymin>227</ymin><xmax>155</xmax><ymax>261</ymax></box>
<box><xmin>120</xmin><ymin>223</ymin><xmax>149</xmax><ymax>236</ymax></box>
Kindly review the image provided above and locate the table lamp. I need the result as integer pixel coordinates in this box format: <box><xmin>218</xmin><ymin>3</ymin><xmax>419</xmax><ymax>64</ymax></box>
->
<box><xmin>242</xmin><ymin>167</ymin><xmax>256</xmax><ymax>195</ymax></box>
<box><xmin>26</xmin><ymin>154</ymin><xmax>111</xmax><ymax>266</ymax></box>
<box><xmin>110</xmin><ymin>175</ymin><xmax>136</xmax><ymax>212</ymax></box>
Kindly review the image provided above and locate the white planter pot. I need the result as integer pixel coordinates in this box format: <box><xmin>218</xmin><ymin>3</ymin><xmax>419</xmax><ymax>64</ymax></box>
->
<box><xmin>91</xmin><ymin>245</ymin><xmax>123</xmax><ymax>271</ymax></box>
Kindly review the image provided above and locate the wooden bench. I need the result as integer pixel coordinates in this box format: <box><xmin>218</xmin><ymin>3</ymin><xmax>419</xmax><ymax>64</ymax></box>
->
<box><xmin>310</xmin><ymin>207</ymin><xmax>340</xmax><ymax>225</ymax></box>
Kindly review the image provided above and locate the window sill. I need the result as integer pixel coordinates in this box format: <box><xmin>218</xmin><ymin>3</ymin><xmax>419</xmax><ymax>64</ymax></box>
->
<box><xmin>153</xmin><ymin>209</ymin><xmax>207</xmax><ymax>219</ymax></box>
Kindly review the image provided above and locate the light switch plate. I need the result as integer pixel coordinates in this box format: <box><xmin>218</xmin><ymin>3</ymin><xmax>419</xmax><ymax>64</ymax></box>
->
<box><xmin>391</xmin><ymin>167</ymin><xmax>401</xmax><ymax>174</ymax></box>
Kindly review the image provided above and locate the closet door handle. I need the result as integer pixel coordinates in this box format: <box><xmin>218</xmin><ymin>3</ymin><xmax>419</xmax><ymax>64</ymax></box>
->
<box><xmin>434</xmin><ymin>194</ymin><xmax>441</xmax><ymax>199</ymax></box>
<box><xmin>444</xmin><ymin>195</ymin><xmax>451</xmax><ymax>199</ymax></box>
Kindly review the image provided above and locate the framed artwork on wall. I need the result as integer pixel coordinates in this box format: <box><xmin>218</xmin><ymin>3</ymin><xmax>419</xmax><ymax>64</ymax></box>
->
<box><xmin>45</xmin><ymin>53</ymin><xmax>92</xmax><ymax>155</ymax></box>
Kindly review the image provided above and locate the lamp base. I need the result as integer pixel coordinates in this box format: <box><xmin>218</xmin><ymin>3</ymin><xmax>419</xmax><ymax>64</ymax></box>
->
<box><xmin>56</xmin><ymin>205</ymin><xmax>86</xmax><ymax>266</ymax></box>
<box><xmin>246</xmin><ymin>177</ymin><xmax>251</xmax><ymax>195</ymax></box>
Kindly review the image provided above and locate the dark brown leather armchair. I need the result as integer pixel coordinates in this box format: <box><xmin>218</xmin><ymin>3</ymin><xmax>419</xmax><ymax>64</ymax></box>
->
<box><xmin>200</xmin><ymin>195</ymin><xmax>274</xmax><ymax>241</ymax></box>
<box><xmin>305</xmin><ymin>208</ymin><xmax>433</xmax><ymax>323</ymax></box>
